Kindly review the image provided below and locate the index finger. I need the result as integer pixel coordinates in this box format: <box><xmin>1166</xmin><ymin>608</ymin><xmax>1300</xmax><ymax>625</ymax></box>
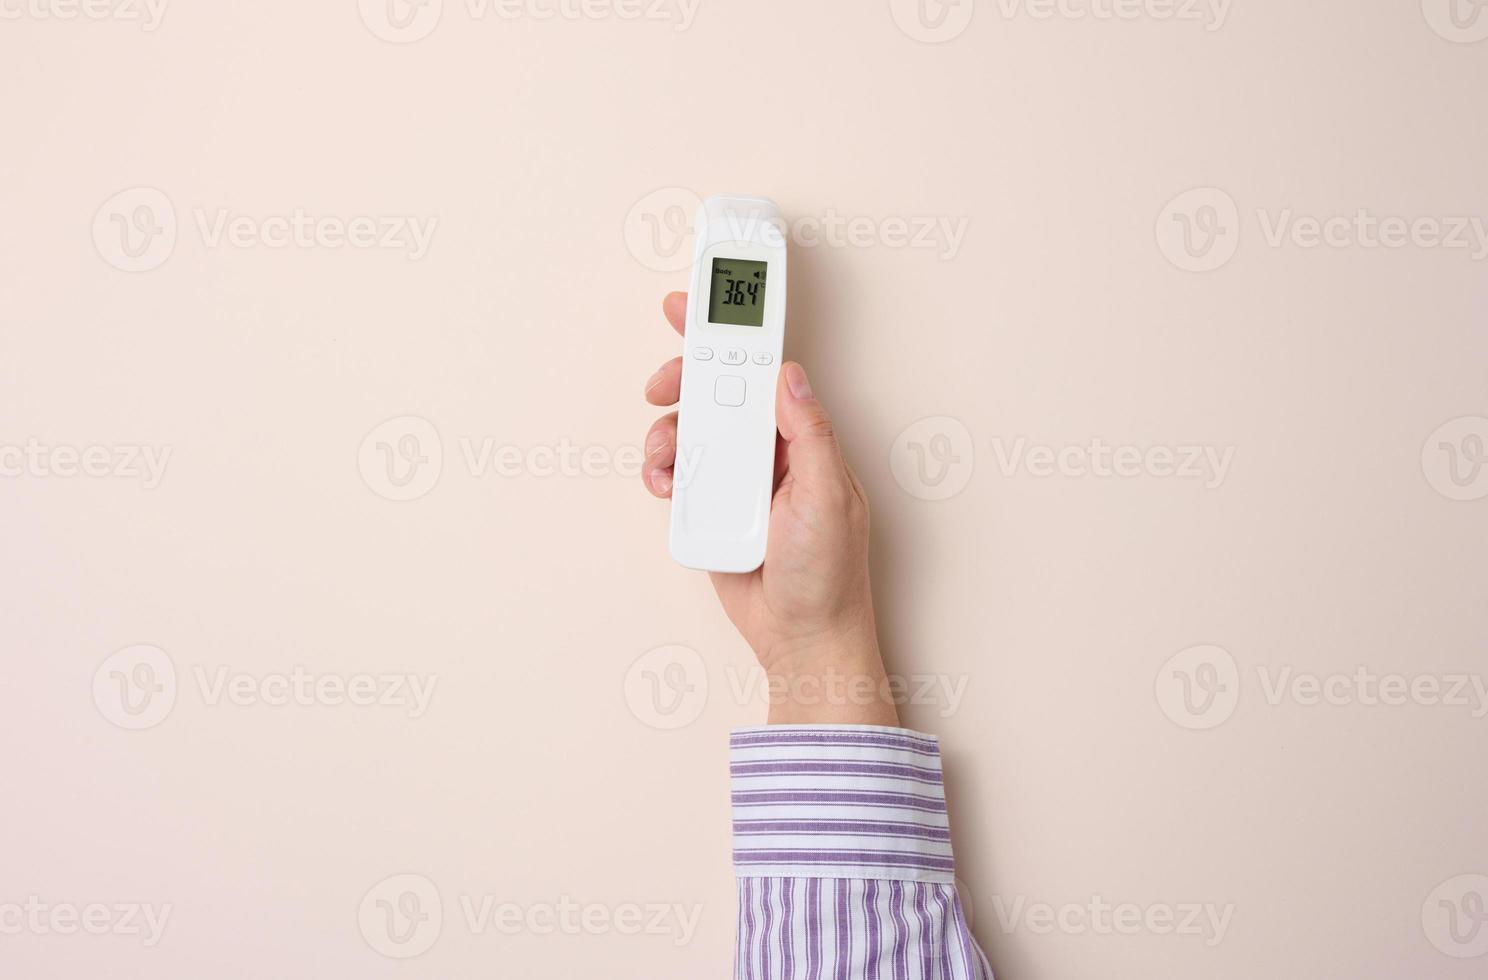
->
<box><xmin>663</xmin><ymin>291</ymin><xmax>687</xmax><ymax>336</ymax></box>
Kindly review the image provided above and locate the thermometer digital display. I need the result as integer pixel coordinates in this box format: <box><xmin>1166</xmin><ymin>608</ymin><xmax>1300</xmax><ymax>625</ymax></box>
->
<box><xmin>708</xmin><ymin>258</ymin><xmax>768</xmax><ymax>327</ymax></box>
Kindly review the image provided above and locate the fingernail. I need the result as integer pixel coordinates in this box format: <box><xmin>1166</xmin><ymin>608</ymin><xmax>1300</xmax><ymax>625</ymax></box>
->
<box><xmin>786</xmin><ymin>363</ymin><xmax>813</xmax><ymax>400</ymax></box>
<box><xmin>644</xmin><ymin>371</ymin><xmax>663</xmax><ymax>396</ymax></box>
<box><xmin>651</xmin><ymin>470</ymin><xmax>672</xmax><ymax>494</ymax></box>
<box><xmin>645</xmin><ymin>429</ymin><xmax>669</xmax><ymax>457</ymax></box>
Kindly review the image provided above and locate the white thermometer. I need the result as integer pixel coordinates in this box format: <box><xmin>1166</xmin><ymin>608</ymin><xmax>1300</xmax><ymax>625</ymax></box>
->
<box><xmin>669</xmin><ymin>194</ymin><xmax>788</xmax><ymax>573</ymax></box>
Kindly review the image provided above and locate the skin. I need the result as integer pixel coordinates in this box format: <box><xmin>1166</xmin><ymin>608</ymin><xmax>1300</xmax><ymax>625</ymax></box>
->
<box><xmin>641</xmin><ymin>291</ymin><xmax>899</xmax><ymax>727</ymax></box>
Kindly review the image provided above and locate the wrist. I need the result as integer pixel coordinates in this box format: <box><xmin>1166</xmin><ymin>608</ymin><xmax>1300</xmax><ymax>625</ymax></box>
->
<box><xmin>759</xmin><ymin>621</ymin><xmax>900</xmax><ymax>727</ymax></box>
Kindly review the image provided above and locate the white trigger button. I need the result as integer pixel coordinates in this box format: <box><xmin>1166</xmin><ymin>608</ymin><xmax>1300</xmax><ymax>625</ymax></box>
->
<box><xmin>714</xmin><ymin>376</ymin><xmax>746</xmax><ymax>407</ymax></box>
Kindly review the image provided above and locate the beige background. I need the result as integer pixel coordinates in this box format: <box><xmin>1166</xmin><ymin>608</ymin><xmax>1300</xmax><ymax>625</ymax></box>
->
<box><xmin>2</xmin><ymin>1</ymin><xmax>1486</xmax><ymax>977</ymax></box>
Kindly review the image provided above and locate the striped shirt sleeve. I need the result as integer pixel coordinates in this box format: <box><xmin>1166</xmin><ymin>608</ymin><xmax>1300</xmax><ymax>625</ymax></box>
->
<box><xmin>730</xmin><ymin>725</ymin><xmax>993</xmax><ymax>980</ymax></box>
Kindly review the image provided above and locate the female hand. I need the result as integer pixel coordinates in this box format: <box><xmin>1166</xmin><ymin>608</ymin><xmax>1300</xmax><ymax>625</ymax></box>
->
<box><xmin>641</xmin><ymin>291</ymin><xmax>898</xmax><ymax>726</ymax></box>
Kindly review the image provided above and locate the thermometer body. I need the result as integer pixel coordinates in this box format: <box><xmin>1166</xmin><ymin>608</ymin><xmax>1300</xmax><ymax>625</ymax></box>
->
<box><xmin>668</xmin><ymin>195</ymin><xmax>787</xmax><ymax>573</ymax></box>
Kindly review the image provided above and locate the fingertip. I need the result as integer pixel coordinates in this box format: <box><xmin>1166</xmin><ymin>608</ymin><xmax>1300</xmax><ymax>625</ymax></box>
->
<box><xmin>662</xmin><ymin>292</ymin><xmax>688</xmax><ymax>335</ymax></box>
<box><xmin>783</xmin><ymin>362</ymin><xmax>813</xmax><ymax>401</ymax></box>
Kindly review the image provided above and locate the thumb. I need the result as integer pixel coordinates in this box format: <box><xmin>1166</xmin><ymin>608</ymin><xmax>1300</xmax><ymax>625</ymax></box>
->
<box><xmin>775</xmin><ymin>362</ymin><xmax>852</xmax><ymax>492</ymax></box>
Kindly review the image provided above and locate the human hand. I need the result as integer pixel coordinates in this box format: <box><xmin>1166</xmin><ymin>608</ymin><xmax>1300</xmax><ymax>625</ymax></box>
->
<box><xmin>641</xmin><ymin>292</ymin><xmax>898</xmax><ymax>726</ymax></box>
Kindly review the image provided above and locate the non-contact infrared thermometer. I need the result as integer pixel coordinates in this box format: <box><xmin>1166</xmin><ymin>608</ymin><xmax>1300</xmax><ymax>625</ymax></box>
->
<box><xmin>668</xmin><ymin>195</ymin><xmax>788</xmax><ymax>573</ymax></box>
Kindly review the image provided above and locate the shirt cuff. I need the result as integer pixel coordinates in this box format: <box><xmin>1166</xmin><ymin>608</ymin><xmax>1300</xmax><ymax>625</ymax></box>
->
<box><xmin>729</xmin><ymin>725</ymin><xmax>956</xmax><ymax>884</ymax></box>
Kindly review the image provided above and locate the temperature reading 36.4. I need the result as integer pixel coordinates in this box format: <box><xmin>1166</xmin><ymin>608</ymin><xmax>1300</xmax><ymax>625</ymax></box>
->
<box><xmin>707</xmin><ymin>258</ymin><xmax>768</xmax><ymax>327</ymax></box>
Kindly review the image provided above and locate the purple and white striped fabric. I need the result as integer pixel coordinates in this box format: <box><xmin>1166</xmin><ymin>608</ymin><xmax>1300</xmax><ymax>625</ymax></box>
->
<box><xmin>731</xmin><ymin>726</ymin><xmax>992</xmax><ymax>979</ymax></box>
